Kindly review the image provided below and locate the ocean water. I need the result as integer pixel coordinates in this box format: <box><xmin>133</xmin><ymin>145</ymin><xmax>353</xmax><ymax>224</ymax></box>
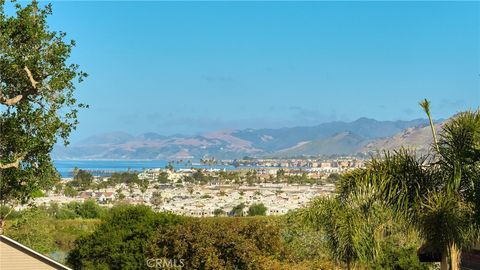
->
<box><xmin>53</xmin><ymin>160</ymin><xmax>237</xmax><ymax>178</ymax></box>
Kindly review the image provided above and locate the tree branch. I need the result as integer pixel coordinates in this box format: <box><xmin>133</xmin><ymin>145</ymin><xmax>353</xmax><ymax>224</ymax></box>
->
<box><xmin>0</xmin><ymin>66</ymin><xmax>39</xmax><ymax>106</ymax></box>
<box><xmin>24</xmin><ymin>66</ymin><xmax>39</xmax><ymax>89</ymax></box>
<box><xmin>0</xmin><ymin>94</ymin><xmax>23</xmax><ymax>106</ymax></box>
<box><xmin>0</xmin><ymin>154</ymin><xmax>25</xmax><ymax>169</ymax></box>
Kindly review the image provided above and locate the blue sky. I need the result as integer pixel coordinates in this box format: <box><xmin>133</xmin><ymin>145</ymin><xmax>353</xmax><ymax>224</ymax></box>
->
<box><xmin>26</xmin><ymin>2</ymin><xmax>480</xmax><ymax>141</ymax></box>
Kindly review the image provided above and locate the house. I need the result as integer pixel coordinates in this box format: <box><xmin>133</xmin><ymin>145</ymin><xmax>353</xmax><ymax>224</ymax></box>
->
<box><xmin>0</xmin><ymin>235</ymin><xmax>71</xmax><ymax>270</ymax></box>
<box><xmin>96</xmin><ymin>192</ymin><xmax>114</xmax><ymax>203</ymax></box>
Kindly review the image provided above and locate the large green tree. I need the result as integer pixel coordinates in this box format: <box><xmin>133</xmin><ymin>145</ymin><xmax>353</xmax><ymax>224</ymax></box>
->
<box><xmin>67</xmin><ymin>205</ymin><xmax>183</xmax><ymax>270</ymax></box>
<box><xmin>0</xmin><ymin>0</ymin><xmax>86</xmax><ymax>233</ymax></box>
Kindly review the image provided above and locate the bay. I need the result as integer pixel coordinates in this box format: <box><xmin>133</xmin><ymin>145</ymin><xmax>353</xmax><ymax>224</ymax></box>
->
<box><xmin>53</xmin><ymin>160</ymin><xmax>239</xmax><ymax>178</ymax></box>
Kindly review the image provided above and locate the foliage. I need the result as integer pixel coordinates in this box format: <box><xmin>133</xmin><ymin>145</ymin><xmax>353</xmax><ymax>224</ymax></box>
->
<box><xmin>0</xmin><ymin>204</ymin><xmax>21</xmax><ymax>219</ymax></box>
<box><xmin>281</xmin><ymin>211</ymin><xmax>326</xmax><ymax>262</ymax></box>
<box><xmin>96</xmin><ymin>172</ymin><xmax>148</xmax><ymax>190</ymax></box>
<box><xmin>4</xmin><ymin>207</ymin><xmax>99</xmax><ymax>258</ymax></box>
<box><xmin>31</xmin><ymin>189</ymin><xmax>45</xmax><ymax>198</ymax></box>
<box><xmin>0</xmin><ymin>0</ymin><xmax>86</xmax><ymax>220</ymax></box>
<box><xmin>64</xmin><ymin>185</ymin><xmax>78</xmax><ymax>197</ymax></box>
<box><xmin>318</xmin><ymin>106</ymin><xmax>480</xmax><ymax>269</ymax></box>
<box><xmin>301</xmin><ymin>156</ymin><xmax>435</xmax><ymax>269</ymax></box>
<box><xmin>110</xmin><ymin>172</ymin><xmax>143</xmax><ymax>186</ymax></box>
<box><xmin>157</xmin><ymin>171</ymin><xmax>170</xmax><ymax>184</ymax></box>
<box><xmin>248</xmin><ymin>203</ymin><xmax>267</xmax><ymax>216</ymax></box>
<box><xmin>417</xmin><ymin>108</ymin><xmax>480</xmax><ymax>268</ymax></box>
<box><xmin>150</xmin><ymin>191</ymin><xmax>162</xmax><ymax>208</ymax></box>
<box><xmin>192</xmin><ymin>169</ymin><xmax>209</xmax><ymax>184</ymax></box>
<box><xmin>418</xmin><ymin>192</ymin><xmax>475</xmax><ymax>255</ymax></box>
<box><xmin>231</xmin><ymin>202</ymin><xmax>246</xmax><ymax>217</ymax></box>
<box><xmin>148</xmin><ymin>216</ymin><xmax>290</xmax><ymax>270</ymax></box>
<box><xmin>326</xmin><ymin>173</ymin><xmax>342</xmax><ymax>183</ymax></box>
<box><xmin>4</xmin><ymin>207</ymin><xmax>56</xmax><ymax>254</ymax></box>
<box><xmin>55</xmin><ymin>199</ymin><xmax>106</xmax><ymax>219</ymax></box>
<box><xmin>300</xmin><ymin>191</ymin><xmax>427</xmax><ymax>269</ymax></box>
<box><xmin>67</xmin><ymin>205</ymin><xmax>183</xmax><ymax>270</ymax></box>
<box><xmin>164</xmin><ymin>163</ymin><xmax>174</xmax><ymax>171</ymax></box>
<box><xmin>213</xmin><ymin>208</ymin><xmax>225</xmax><ymax>216</ymax></box>
<box><xmin>67</xmin><ymin>169</ymin><xmax>93</xmax><ymax>190</ymax></box>
<box><xmin>336</xmin><ymin>149</ymin><xmax>433</xmax><ymax>213</ymax></box>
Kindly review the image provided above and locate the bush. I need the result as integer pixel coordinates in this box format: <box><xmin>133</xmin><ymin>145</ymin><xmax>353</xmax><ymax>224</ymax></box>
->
<box><xmin>148</xmin><ymin>216</ymin><xmax>289</xmax><ymax>270</ymax></box>
<box><xmin>230</xmin><ymin>203</ymin><xmax>245</xmax><ymax>217</ymax></box>
<box><xmin>4</xmin><ymin>207</ymin><xmax>100</xmax><ymax>260</ymax></box>
<box><xmin>68</xmin><ymin>169</ymin><xmax>94</xmax><ymax>190</ymax></box>
<box><xmin>0</xmin><ymin>205</ymin><xmax>21</xmax><ymax>220</ymax></box>
<box><xmin>248</xmin><ymin>203</ymin><xmax>267</xmax><ymax>216</ymax></box>
<box><xmin>67</xmin><ymin>205</ymin><xmax>183</xmax><ymax>270</ymax></box>
<box><xmin>4</xmin><ymin>208</ymin><xmax>56</xmax><ymax>254</ymax></box>
<box><xmin>47</xmin><ymin>200</ymin><xmax>106</xmax><ymax>219</ymax></box>
<box><xmin>213</xmin><ymin>208</ymin><xmax>225</xmax><ymax>216</ymax></box>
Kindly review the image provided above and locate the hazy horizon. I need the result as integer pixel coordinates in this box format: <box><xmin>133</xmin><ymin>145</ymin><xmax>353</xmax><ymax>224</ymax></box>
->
<box><xmin>72</xmin><ymin>115</ymin><xmax>447</xmax><ymax>142</ymax></box>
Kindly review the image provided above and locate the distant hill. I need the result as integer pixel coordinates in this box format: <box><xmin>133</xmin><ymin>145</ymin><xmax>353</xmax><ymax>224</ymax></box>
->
<box><xmin>53</xmin><ymin>118</ymin><xmax>437</xmax><ymax>160</ymax></box>
<box><xmin>361</xmin><ymin>121</ymin><xmax>445</xmax><ymax>154</ymax></box>
<box><xmin>275</xmin><ymin>131</ymin><xmax>367</xmax><ymax>156</ymax></box>
<box><xmin>231</xmin><ymin>118</ymin><xmax>429</xmax><ymax>153</ymax></box>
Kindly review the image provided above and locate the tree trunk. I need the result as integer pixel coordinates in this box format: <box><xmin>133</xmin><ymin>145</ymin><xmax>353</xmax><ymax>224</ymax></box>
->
<box><xmin>450</xmin><ymin>243</ymin><xmax>461</xmax><ymax>270</ymax></box>
<box><xmin>440</xmin><ymin>251</ymin><xmax>448</xmax><ymax>270</ymax></box>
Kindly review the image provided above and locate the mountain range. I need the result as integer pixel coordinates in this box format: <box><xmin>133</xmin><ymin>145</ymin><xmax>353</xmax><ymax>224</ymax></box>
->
<box><xmin>53</xmin><ymin>118</ymin><xmax>441</xmax><ymax>160</ymax></box>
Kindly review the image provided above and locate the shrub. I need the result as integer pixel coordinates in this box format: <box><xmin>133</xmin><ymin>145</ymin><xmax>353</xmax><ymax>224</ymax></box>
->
<box><xmin>148</xmin><ymin>216</ymin><xmax>288</xmax><ymax>270</ymax></box>
<box><xmin>248</xmin><ymin>203</ymin><xmax>267</xmax><ymax>216</ymax></box>
<box><xmin>67</xmin><ymin>205</ymin><xmax>183</xmax><ymax>270</ymax></box>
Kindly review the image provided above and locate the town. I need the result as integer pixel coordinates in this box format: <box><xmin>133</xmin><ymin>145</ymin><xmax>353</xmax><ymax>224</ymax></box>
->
<box><xmin>32</xmin><ymin>158</ymin><xmax>365</xmax><ymax>217</ymax></box>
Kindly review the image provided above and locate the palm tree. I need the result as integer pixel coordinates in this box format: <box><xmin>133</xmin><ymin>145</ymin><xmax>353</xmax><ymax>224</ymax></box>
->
<box><xmin>303</xmin><ymin>171</ymin><xmax>425</xmax><ymax>269</ymax></box>
<box><xmin>302</xmin><ymin>197</ymin><xmax>357</xmax><ymax>269</ymax></box>
<box><xmin>416</xmin><ymin>102</ymin><xmax>479</xmax><ymax>270</ymax></box>
<box><xmin>301</xmin><ymin>101</ymin><xmax>478</xmax><ymax>269</ymax></box>
<box><xmin>333</xmin><ymin>102</ymin><xmax>479</xmax><ymax>270</ymax></box>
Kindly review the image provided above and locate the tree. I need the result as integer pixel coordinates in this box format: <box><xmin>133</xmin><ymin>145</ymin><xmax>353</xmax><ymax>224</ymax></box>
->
<box><xmin>192</xmin><ymin>169</ymin><xmax>208</xmax><ymax>184</ymax></box>
<box><xmin>213</xmin><ymin>208</ymin><xmax>225</xmax><ymax>216</ymax></box>
<box><xmin>416</xmin><ymin>106</ymin><xmax>480</xmax><ymax>270</ymax></box>
<box><xmin>276</xmin><ymin>169</ymin><xmax>286</xmax><ymax>182</ymax></box>
<box><xmin>0</xmin><ymin>1</ymin><xmax>87</xmax><ymax>233</ymax></box>
<box><xmin>326</xmin><ymin>173</ymin><xmax>341</xmax><ymax>183</ymax></box>
<box><xmin>65</xmin><ymin>199</ymin><xmax>105</xmax><ymax>219</ymax></box>
<box><xmin>164</xmin><ymin>163</ymin><xmax>174</xmax><ymax>171</ymax></box>
<box><xmin>248</xmin><ymin>203</ymin><xmax>267</xmax><ymax>216</ymax></box>
<box><xmin>68</xmin><ymin>169</ymin><xmax>93</xmax><ymax>190</ymax></box>
<box><xmin>63</xmin><ymin>185</ymin><xmax>78</xmax><ymax>197</ymax></box>
<box><xmin>331</xmin><ymin>102</ymin><xmax>480</xmax><ymax>270</ymax></box>
<box><xmin>4</xmin><ymin>207</ymin><xmax>56</xmax><ymax>254</ymax></box>
<box><xmin>109</xmin><ymin>172</ymin><xmax>140</xmax><ymax>186</ymax></box>
<box><xmin>157</xmin><ymin>171</ymin><xmax>169</xmax><ymax>184</ymax></box>
<box><xmin>302</xmin><ymin>175</ymin><xmax>427</xmax><ymax>270</ymax></box>
<box><xmin>231</xmin><ymin>203</ymin><xmax>245</xmax><ymax>217</ymax></box>
<box><xmin>245</xmin><ymin>170</ymin><xmax>258</xmax><ymax>185</ymax></box>
<box><xmin>67</xmin><ymin>205</ymin><xmax>183</xmax><ymax>269</ymax></box>
<box><xmin>150</xmin><ymin>191</ymin><xmax>162</xmax><ymax>209</ymax></box>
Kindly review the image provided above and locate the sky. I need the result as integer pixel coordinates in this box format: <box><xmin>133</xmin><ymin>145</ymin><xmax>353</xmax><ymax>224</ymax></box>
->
<box><xmin>15</xmin><ymin>1</ymin><xmax>480</xmax><ymax>141</ymax></box>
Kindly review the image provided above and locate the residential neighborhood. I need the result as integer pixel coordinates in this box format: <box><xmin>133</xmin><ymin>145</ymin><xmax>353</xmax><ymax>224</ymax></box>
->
<box><xmin>31</xmin><ymin>159</ymin><xmax>351</xmax><ymax>217</ymax></box>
